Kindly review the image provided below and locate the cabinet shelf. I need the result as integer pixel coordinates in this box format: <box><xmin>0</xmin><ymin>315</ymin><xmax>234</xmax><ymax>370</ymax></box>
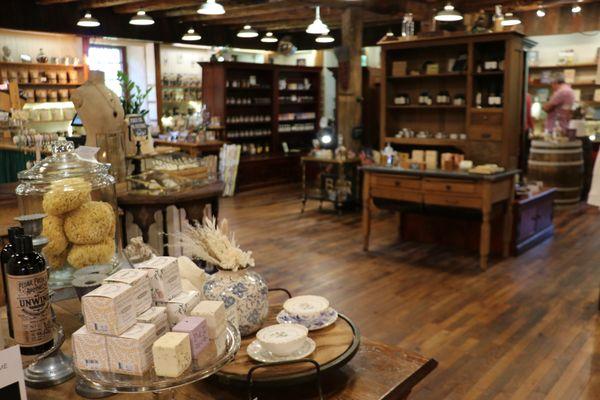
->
<box><xmin>385</xmin><ymin>137</ymin><xmax>468</xmax><ymax>146</ymax></box>
<box><xmin>0</xmin><ymin>61</ymin><xmax>84</xmax><ymax>69</ymax></box>
<box><xmin>473</xmin><ymin>71</ymin><xmax>504</xmax><ymax>76</ymax></box>
<box><xmin>18</xmin><ymin>82</ymin><xmax>80</xmax><ymax>87</ymax></box>
<box><xmin>529</xmin><ymin>81</ymin><xmax>598</xmax><ymax>88</ymax></box>
<box><xmin>529</xmin><ymin>63</ymin><xmax>597</xmax><ymax>70</ymax></box>
<box><xmin>387</xmin><ymin>105</ymin><xmax>466</xmax><ymax>110</ymax></box>
<box><xmin>387</xmin><ymin>72</ymin><xmax>466</xmax><ymax>80</ymax></box>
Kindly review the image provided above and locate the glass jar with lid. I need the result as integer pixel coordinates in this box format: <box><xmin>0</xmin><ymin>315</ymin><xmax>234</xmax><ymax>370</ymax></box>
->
<box><xmin>15</xmin><ymin>141</ymin><xmax>128</xmax><ymax>290</ymax></box>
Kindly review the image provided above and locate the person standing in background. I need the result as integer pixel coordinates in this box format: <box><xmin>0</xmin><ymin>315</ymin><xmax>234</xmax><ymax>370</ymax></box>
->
<box><xmin>542</xmin><ymin>74</ymin><xmax>575</xmax><ymax>133</ymax></box>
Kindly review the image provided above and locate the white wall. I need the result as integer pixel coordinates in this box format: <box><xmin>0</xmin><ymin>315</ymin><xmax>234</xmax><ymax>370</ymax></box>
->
<box><xmin>529</xmin><ymin>31</ymin><xmax>600</xmax><ymax>65</ymax></box>
<box><xmin>0</xmin><ymin>28</ymin><xmax>82</xmax><ymax>62</ymax></box>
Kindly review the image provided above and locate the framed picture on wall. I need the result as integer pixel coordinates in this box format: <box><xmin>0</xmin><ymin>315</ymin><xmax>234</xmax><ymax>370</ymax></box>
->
<box><xmin>296</xmin><ymin>58</ymin><xmax>306</xmax><ymax>66</ymax></box>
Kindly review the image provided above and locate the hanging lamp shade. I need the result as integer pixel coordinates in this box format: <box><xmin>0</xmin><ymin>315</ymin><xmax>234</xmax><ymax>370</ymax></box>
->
<box><xmin>237</xmin><ymin>25</ymin><xmax>258</xmax><ymax>38</ymax></box>
<box><xmin>182</xmin><ymin>28</ymin><xmax>201</xmax><ymax>41</ymax></box>
<box><xmin>197</xmin><ymin>0</ymin><xmax>225</xmax><ymax>15</ymax></box>
<box><xmin>306</xmin><ymin>6</ymin><xmax>330</xmax><ymax>35</ymax></box>
<box><xmin>260</xmin><ymin>32</ymin><xmax>278</xmax><ymax>43</ymax></box>
<box><xmin>434</xmin><ymin>3</ymin><xmax>463</xmax><ymax>22</ymax></box>
<box><xmin>571</xmin><ymin>4</ymin><xmax>582</xmax><ymax>13</ymax></box>
<box><xmin>129</xmin><ymin>10</ymin><xmax>154</xmax><ymax>26</ymax></box>
<box><xmin>315</xmin><ymin>33</ymin><xmax>334</xmax><ymax>43</ymax></box>
<box><xmin>77</xmin><ymin>12</ymin><xmax>100</xmax><ymax>27</ymax></box>
<box><xmin>501</xmin><ymin>12</ymin><xmax>521</xmax><ymax>26</ymax></box>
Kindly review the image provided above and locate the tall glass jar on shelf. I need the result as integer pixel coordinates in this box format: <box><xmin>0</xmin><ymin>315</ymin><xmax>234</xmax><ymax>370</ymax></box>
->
<box><xmin>15</xmin><ymin>141</ymin><xmax>128</xmax><ymax>291</ymax></box>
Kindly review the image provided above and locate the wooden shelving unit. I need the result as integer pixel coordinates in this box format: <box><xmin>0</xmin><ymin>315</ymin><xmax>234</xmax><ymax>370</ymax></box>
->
<box><xmin>200</xmin><ymin>61</ymin><xmax>321</xmax><ymax>190</ymax></box>
<box><xmin>380</xmin><ymin>31</ymin><xmax>534</xmax><ymax>169</ymax></box>
<box><xmin>528</xmin><ymin>62</ymin><xmax>599</xmax><ymax>107</ymax></box>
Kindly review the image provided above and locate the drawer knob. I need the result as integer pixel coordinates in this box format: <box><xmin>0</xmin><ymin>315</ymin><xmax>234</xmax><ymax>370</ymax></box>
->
<box><xmin>395</xmin><ymin>181</ymin><xmax>400</xmax><ymax>187</ymax></box>
<box><xmin>482</xmin><ymin>115</ymin><xmax>488</xmax><ymax>120</ymax></box>
<box><xmin>482</xmin><ymin>133</ymin><xmax>491</xmax><ymax>139</ymax></box>
<box><xmin>445</xmin><ymin>184</ymin><xmax>451</xmax><ymax>190</ymax></box>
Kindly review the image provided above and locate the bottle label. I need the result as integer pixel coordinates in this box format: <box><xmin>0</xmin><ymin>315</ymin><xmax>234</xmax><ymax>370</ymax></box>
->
<box><xmin>6</xmin><ymin>270</ymin><xmax>52</xmax><ymax>347</ymax></box>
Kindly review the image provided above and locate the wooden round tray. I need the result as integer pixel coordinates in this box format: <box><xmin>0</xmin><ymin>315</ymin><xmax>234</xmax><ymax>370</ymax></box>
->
<box><xmin>215</xmin><ymin>312</ymin><xmax>360</xmax><ymax>386</ymax></box>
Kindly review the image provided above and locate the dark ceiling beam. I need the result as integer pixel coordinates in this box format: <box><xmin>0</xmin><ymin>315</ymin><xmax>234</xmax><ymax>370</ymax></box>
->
<box><xmin>254</xmin><ymin>13</ymin><xmax>404</xmax><ymax>31</ymax></box>
<box><xmin>165</xmin><ymin>0</ymin><xmax>302</xmax><ymax>18</ymax></box>
<box><xmin>199</xmin><ymin>8</ymin><xmax>335</xmax><ymax>26</ymax></box>
<box><xmin>80</xmin><ymin>0</ymin><xmax>142</xmax><ymax>8</ymax></box>
<box><xmin>36</xmin><ymin>0</ymin><xmax>77</xmax><ymax>4</ymax></box>
<box><xmin>461</xmin><ymin>0</ymin><xmax>600</xmax><ymax>12</ymax></box>
<box><xmin>113</xmin><ymin>0</ymin><xmax>211</xmax><ymax>14</ymax></box>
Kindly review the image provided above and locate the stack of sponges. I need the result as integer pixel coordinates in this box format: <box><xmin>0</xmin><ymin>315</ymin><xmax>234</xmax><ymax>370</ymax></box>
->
<box><xmin>41</xmin><ymin>177</ymin><xmax>116</xmax><ymax>269</ymax></box>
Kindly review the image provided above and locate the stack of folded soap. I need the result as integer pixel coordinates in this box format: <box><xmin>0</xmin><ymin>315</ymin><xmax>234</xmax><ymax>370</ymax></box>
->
<box><xmin>73</xmin><ymin>256</ymin><xmax>229</xmax><ymax>379</ymax></box>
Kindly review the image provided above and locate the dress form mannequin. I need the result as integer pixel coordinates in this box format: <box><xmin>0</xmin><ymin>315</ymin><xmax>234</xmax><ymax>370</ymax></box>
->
<box><xmin>72</xmin><ymin>70</ymin><xmax>127</xmax><ymax>181</ymax></box>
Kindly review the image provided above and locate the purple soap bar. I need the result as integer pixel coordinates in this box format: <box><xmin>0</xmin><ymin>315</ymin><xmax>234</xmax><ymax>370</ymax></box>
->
<box><xmin>172</xmin><ymin>316</ymin><xmax>209</xmax><ymax>358</ymax></box>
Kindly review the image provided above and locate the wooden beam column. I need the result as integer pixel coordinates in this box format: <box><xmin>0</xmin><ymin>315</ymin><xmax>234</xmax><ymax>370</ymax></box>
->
<box><xmin>336</xmin><ymin>7</ymin><xmax>363</xmax><ymax>152</ymax></box>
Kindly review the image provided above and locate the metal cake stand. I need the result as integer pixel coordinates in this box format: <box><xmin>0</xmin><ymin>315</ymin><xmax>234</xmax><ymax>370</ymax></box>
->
<box><xmin>75</xmin><ymin>322</ymin><xmax>241</xmax><ymax>400</ymax></box>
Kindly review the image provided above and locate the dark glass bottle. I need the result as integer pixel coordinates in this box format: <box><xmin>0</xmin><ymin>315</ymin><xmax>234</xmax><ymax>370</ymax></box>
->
<box><xmin>6</xmin><ymin>235</ymin><xmax>53</xmax><ymax>355</ymax></box>
<box><xmin>0</xmin><ymin>226</ymin><xmax>25</xmax><ymax>338</ymax></box>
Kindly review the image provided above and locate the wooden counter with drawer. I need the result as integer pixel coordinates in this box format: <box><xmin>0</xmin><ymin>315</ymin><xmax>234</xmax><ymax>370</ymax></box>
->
<box><xmin>361</xmin><ymin>166</ymin><xmax>519</xmax><ymax>270</ymax></box>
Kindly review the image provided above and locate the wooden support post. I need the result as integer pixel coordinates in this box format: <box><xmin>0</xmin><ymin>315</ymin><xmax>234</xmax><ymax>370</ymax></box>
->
<box><xmin>154</xmin><ymin>42</ymin><xmax>163</xmax><ymax>133</ymax></box>
<box><xmin>336</xmin><ymin>7</ymin><xmax>363</xmax><ymax>152</ymax></box>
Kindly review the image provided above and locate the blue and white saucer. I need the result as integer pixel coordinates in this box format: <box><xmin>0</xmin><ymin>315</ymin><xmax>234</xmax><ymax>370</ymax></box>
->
<box><xmin>276</xmin><ymin>307</ymin><xmax>338</xmax><ymax>331</ymax></box>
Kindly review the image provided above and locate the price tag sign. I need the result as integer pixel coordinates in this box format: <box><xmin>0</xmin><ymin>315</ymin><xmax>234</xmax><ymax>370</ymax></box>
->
<box><xmin>126</xmin><ymin>114</ymin><xmax>148</xmax><ymax>139</ymax></box>
<box><xmin>0</xmin><ymin>346</ymin><xmax>27</xmax><ymax>400</ymax></box>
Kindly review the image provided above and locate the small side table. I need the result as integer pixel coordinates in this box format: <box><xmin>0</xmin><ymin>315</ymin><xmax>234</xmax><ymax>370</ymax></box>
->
<box><xmin>301</xmin><ymin>156</ymin><xmax>361</xmax><ymax>214</ymax></box>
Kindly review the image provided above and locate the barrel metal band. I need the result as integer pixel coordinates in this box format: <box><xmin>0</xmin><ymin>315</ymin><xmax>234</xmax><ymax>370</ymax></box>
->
<box><xmin>554</xmin><ymin>187</ymin><xmax>581</xmax><ymax>192</ymax></box>
<box><xmin>527</xmin><ymin>160</ymin><xmax>584</xmax><ymax>166</ymax></box>
<box><xmin>529</xmin><ymin>148</ymin><xmax>582</xmax><ymax>154</ymax></box>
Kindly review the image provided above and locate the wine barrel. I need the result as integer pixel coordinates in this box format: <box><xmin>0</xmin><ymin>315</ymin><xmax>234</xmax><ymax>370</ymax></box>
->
<box><xmin>527</xmin><ymin>140</ymin><xmax>583</xmax><ymax>207</ymax></box>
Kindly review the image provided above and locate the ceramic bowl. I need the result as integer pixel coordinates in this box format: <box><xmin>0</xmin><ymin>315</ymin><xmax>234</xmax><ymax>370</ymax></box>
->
<box><xmin>256</xmin><ymin>323</ymin><xmax>308</xmax><ymax>356</ymax></box>
<box><xmin>283</xmin><ymin>295</ymin><xmax>330</xmax><ymax>320</ymax></box>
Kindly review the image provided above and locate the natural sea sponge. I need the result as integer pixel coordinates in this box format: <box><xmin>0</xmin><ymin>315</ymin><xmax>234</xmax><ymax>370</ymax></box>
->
<box><xmin>42</xmin><ymin>178</ymin><xmax>92</xmax><ymax>216</ymax></box>
<box><xmin>67</xmin><ymin>237</ymin><xmax>115</xmax><ymax>269</ymax></box>
<box><xmin>42</xmin><ymin>215</ymin><xmax>68</xmax><ymax>255</ymax></box>
<box><xmin>43</xmin><ymin>247</ymin><xmax>68</xmax><ymax>269</ymax></box>
<box><xmin>64</xmin><ymin>201</ymin><xmax>115</xmax><ymax>245</ymax></box>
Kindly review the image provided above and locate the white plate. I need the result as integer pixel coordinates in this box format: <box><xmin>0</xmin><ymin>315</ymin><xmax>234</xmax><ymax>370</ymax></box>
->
<box><xmin>247</xmin><ymin>337</ymin><xmax>316</xmax><ymax>363</ymax></box>
<box><xmin>276</xmin><ymin>307</ymin><xmax>338</xmax><ymax>331</ymax></box>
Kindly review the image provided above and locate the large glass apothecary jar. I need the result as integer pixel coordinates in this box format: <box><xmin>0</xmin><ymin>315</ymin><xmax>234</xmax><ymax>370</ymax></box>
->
<box><xmin>16</xmin><ymin>141</ymin><xmax>127</xmax><ymax>289</ymax></box>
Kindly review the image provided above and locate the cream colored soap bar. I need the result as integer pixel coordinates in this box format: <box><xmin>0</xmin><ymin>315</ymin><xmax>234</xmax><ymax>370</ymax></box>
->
<box><xmin>136</xmin><ymin>306</ymin><xmax>169</xmax><ymax>337</ymax></box>
<box><xmin>190</xmin><ymin>300</ymin><xmax>225</xmax><ymax>338</ymax></box>
<box><xmin>72</xmin><ymin>326</ymin><xmax>110</xmax><ymax>372</ymax></box>
<box><xmin>82</xmin><ymin>283</ymin><xmax>137</xmax><ymax>336</ymax></box>
<box><xmin>106</xmin><ymin>323</ymin><xmax>156</xmax><ymax>376</ymax></box>
<box><xmin>159</xmin><ymin>290</ymin><xmax>201</xmax><ymax>327</ymax></box>
<box><xmin>135</xmin><ymin>256</ymin><xmax>182</xmax><ymax>302</ymax></box>
<box><xmin>152</xmin><ymin>332</ymin><xmax>192</xmax><ymax>378</ymax></box>
<box><xmin>104</xmin><ymin>268</ymin><xmax>152</xmax><ymax>316</ymax></box>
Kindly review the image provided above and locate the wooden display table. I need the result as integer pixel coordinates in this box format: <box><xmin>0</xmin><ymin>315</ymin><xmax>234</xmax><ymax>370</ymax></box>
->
<box><xmin>18</xmin><ymin>299</ymin><xmax>436</xmax><ymax>400</ymax></box>
<box><xmin>117</xmin><ymin>181</ymin><xmax>224</xmax><ymax>249</ymax></box>
<box><xmin>153</xmin><ymin>139</ymin><xmax>224</xmax><ymax>158</ymax></box>
<box><xmin>301</xmin><ymin>156</ymin><xmax>361</xmax><ymax>214</ymax></box>
<box><xmin>362</xmin><ymin>166</ymin><xmax>518</xmax><ymax>270</ymax></box>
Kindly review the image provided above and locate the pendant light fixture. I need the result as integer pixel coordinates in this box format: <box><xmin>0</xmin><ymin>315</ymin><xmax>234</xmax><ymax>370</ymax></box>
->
<box><xmin>571</xmin><ymin>4</ymin><xmax>582</xmax><ymax>13</ymax></box>
<box><xmin>536</xmin><ymin>6</ymin><xmax>546</xmax><ymax>17</ymax></box>
<box><xmin>260</xmin><ymin>32</ymin><xmax>278</xmax><ymax>43</ymax></box>
<box><xmin>237</xmin><ymin>25</ymin><xmax>258</xmax><ymax>38</ymax></box>
<box><xmin>77</xmin><ymin>12</ymin><xmax>100</xmax><ymax>27</ymax></box>
<box><xmin>501</xmin><ymin>12</ymin><xmax>521</xmax><ymax>26</ymax></box>
<box><xmin>434</xmin><ymin>2</ymin><xmax>463</xmax><ymax>22</ymax></box>
<box><xmin>197</xmin><ymin>0</ymin><xmax>225</xmax><ymax>15</ymax></box>
<box><xmin>182</xmin><ymin>28</ymin><xmax>201</xmax><ymax>41</ymax></box>
<box><xmin>129</xmin><ymin>10</ymin><xmax>154</xmax><ymax>26</ymax></box>
<box><xmin>306</xmin><ymin>6</ymin><xmax>330</xmax><ymax>35</ymax></box>
<box><xmin>315</xmin><ymin>33</ymin><xmax>334</xmax><ymax>43</ymax></box>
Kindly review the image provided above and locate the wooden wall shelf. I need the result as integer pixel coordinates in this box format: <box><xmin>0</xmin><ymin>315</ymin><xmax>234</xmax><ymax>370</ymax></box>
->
<box><xmin>201</xmin><ymin>61</ymin><xmax>321</xmax><ymax>191</ymax></box>
<box><xmin>0</xmin><ymin>61</ymin><xmax>84</xmax><ymax>69</ymax></box>
<box><xmin>18</xmin><ymin>82</ymin><xmax>80</xmax><ymax>87</ymax></box>
<box><xmin>529</xmin><ymin>63</ymin><xmax>597</xmax><ymax>70</ymax></box>
<box><xmin>380</xmin><ymin>31</ymin><xmax>534</xmax><ymax>169</ymax></box>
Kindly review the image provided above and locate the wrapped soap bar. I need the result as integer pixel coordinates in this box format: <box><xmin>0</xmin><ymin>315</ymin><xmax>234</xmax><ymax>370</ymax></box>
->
<box><xmin>191</xmin><ymin>300</ymin><xmax>225</xmax><ymax>338</ymax></box>
<box><xmin>158</xmin><ymin>290</ymin><xmax>201</xmax><ymax>327</ymax></box>
<box><xmin>152</xmin><ymin>332</ymin><xmax>192</xmax><ymax>378</ymax></box>
<box><xmin>135</xmin><ymin>256</ymin><xmax>182</xmax><ymax>302</ymax></box>
<box><xmin>136</xmin><ymin>306</ymin><xmax>169</xmax><ymax>337</ymax></box>
<box><xmin>82</xmin><ymin>283</ymin><xmax>137</xmax><ymax>336</ymax></box>
<box><xmin>104</xmin><ymin>268</ymin><xmax>152</xmax><ymax>316</ymax></box>
<box><xmin>172</xmin><ymin>316</ymin><xmax>209</xmax><ymax>359</ymax></box>
<box><xmin>106</xmin><ymin>323</ymin><xmax>156</xmax><ymax>376</ymax></box>
<box><xmin>72</xmin><ymin>326</ymin><xmax>110</xmax><ymax>372</ymax></box>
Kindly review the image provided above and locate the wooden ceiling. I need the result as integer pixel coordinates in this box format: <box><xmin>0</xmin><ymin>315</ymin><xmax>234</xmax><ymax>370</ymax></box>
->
<box><xmin>1</xmin><ymin>0</ymin><xmax>599</xmax><ymax>49</ymax></box>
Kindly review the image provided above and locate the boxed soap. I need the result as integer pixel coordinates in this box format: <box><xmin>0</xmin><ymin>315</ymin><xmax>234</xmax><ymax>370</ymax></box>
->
<box><xmin>158</xmin><ymin>290</ymin><xmax>202</xmax><ymax>326</ymax></box>
<box><xmin>136</xmin><ymin>306</ymin><xmax>169</xmax><ymax>337</ymax></box>
<box><xmin>172</xmin><ymin>316</ymin><xmax>209</xmax><ymax>358</ymax></box>
<box><xmin>106</xmin><ymin>323</ymin><xmax>156</xmax><ymax>376</ymax></box>
<box><xmin>135</xmin><ymin>256</ymin><xmax>182</xmax><ymax>302</ymax></box>
<box><xmin>104</xmin><ymin>268</ymin><xmax>152</xmax><ymax>316</ymax></box>
<box><xmin>82</xmin><ymin>283</ymin><xmax>137</xmax><ymax>336</ymax></box>
<box><xmin>152</xmin><ymin>332</ymin><xmax>192</xmax><ymax>378</ymax></box>
<box><xmin>191</xmin><ymin>300</ymin><xmax>225</xmax><ymax>338</ymax></box>
<box><xmin>72</xmin><ymin>326</ymin><xmax>110</xmax><ymax>372</ymax></box>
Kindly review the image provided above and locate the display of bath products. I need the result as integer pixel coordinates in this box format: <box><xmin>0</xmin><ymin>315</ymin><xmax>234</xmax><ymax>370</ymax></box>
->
<box><xmin>135</xmin><ymin>256</ymin><xmax>182</xmax><ymax>302</ymax></box>
<box><xmin>152</xmin><ymin>332</ymin><xmax>192</xmax><ymax>378</ymax></box>
<box><xmin>104</xmin><ymin>268</ymin><xmax>152</xmax><ymax>316</ymax></box>
<box><xmin>82</xmin><ymin>283</ymin><xmax>137</xmax><ymax>336</ymax></box>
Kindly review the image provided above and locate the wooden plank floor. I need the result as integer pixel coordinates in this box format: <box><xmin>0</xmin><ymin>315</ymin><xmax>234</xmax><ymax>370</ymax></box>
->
<box><xmin>220</xmin><ymin>184</ymin><xmax>600</xmax><ymax>400</ymax></box>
